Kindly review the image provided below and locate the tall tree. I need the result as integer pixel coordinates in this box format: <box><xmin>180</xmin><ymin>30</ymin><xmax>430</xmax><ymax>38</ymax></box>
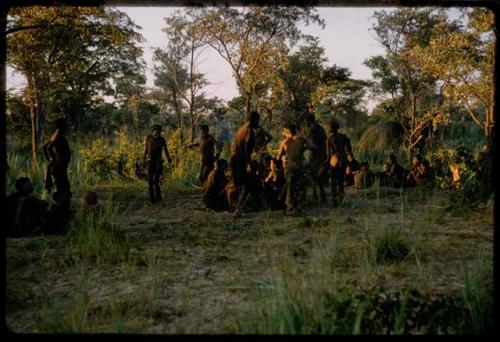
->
<box><xmin>409</xmin><ymin>8</ymin><xmax>495</xmax><ymax>140</ymax></box>
<box><xmin>366</xmin><ymin>8</ymin><xmax>446</xmax><ymax>154</ymax></box>
<box><xmin>7</xmin><ymin>6</ymin><xmax>144</xmax><ymax>167</ymax></box>
<box><xmin>154</xmin><ymin>11</ymin><xmax>208</xmax><ymax>142</ymax></box>
<box><xmin>190</xmin><ymin>6</ymin><xmax>324</xmax><ymax>119</ymax></box>
<box><xmin>152</xmin><ymin>52</ymin><xmax>187</xmax><ymax>137</ymax></box>
<box><xmin>276</xmin><ymin>38</ymin><xmax>326</xmax><ymax>123</ymax></box>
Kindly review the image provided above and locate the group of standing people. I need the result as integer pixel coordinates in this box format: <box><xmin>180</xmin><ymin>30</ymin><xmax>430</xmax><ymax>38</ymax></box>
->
<box><xmin>191</xmin><ymin>110</ymin><xmax>360</xmax><ymax>216</ymax></box>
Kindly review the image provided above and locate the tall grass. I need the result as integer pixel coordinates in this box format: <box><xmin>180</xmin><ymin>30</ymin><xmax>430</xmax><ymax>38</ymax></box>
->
<box><xmin>238</xmin><ymin>191</ymin><xmax>491</xmax><ymax>335</ymax></box>
<box><xmin>67</xmin><ymin>201</ymin><xmax>131</xmax><ymax>266</ymax></box>
<box><xmin>459</xmin><ymin>253</ymin><xmax>493</xmax><ymax>333</ymax></box>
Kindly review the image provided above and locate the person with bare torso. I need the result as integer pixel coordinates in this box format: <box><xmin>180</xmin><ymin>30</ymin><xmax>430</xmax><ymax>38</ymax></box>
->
<box><xmin>230</xmin><ymin>111</ymin><xmax>260</xmax><ymax>217</ymax></box>
<box><xmin>327</xmin><ymin>119</ymin><xmax>352</xmax><ymax>206</ymax></box>
<box><xmin>42</xmin><ymin>118</ymin><xmax>72</xmax><ymax>204</ymax></box>
<box><xmin>277</xmin><ymin>124</ymin><xmax>316</xmax><ymax>214</ymax></box>
<box><xmin>143</xmin><ymin>125</ymin><xmax>172</xmax><ymax>204</ymax></box>
<box><xmin>188</xmin><ymin>124</ymin><xmax>219</xmax><ymax>185</ymax></box>
<box><xmin>304</xmin><ymin>113</ymin><xmax>328</xmax><ymax>204</ymax></box>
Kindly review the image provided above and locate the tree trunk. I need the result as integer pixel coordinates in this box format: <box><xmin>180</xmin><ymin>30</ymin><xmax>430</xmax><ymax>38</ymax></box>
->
<box><xmin>189</xmin><ymin>108</ymin><xmax>196</xmax><ymax>143</ymax></box>
<box><xmin>36</xmin><ymin>99</ymin><xmax>44</xmax><ymax>147</ymax></box>
<box><xmin>267</xmin><ymin>108</ymin><xmax>273</xmax><ymax>126</ymax></box>
<box><xmin>29</xmin><ymin>106</ymin><xmax>37</xmax><ymax>170</ymax></box>
<box><xmin>244</xmin><ymin>93</ymin><xmax>251</xmax><ymax>121</ymax></box>
<box><xmin>173</xmin><ymin>91</ymin><xmax>183</xmax><ymax>141</ymax></box>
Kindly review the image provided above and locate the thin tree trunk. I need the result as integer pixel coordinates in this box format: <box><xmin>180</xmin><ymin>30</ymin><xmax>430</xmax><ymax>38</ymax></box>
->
<box><xmin>244</xmin><ymin>93</ymin><xmax>251</xmax><ymax>120</ymax></box>
<box><xmin>173</xmin><ymin>91</ymin><xmax>183</xmax><ymax>141</ymax></box>
<box><xmin>189</xmin><ymin>102</ymin><xmax>196</xmax><ymax>143</ymax></box>
<box><xmin>30</xmin><ymin>106</ymin><xmax>37</xmax><ymax>170</ymax></box>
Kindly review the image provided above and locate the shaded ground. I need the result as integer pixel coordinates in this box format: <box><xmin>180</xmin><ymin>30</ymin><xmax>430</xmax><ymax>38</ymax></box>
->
<box><xmin>5</xmin><ymin>184</ymin><xmax>494</xmax><ymax>333</ymax></box>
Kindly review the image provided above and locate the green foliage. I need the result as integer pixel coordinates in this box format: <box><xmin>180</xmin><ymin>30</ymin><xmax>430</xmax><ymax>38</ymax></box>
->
<box><xmin>190</xmin><ymin>6</ymin><xmax>324</xmax><ymax>118</ymax></box>
<box><xmin>241</xmin><ymin>281</ymin><xmax>492</xmax><ymax>334</ymax></box>
<box><xmin>79</xmin><ymin>130</ymin><xmax>145</xmax><ymax>181</ymax></box>
<box><xmin>7</xmin><ymin>6</ymin><xmax>145</xmax><ymax>143</ymax></box>
<box><xmin>460</xmin><ymin>255</ymin><xmax>493</xmax><ymax>333</ymax></box>
<box><xmin>366</xmin><ymin>9</ymin><xmax>452</xmax><ymax>152</ymax></box>
<box><xmin>372</xmin><ymin>228</ymin><xmax>410</xmax><ymax>264</ymax></box>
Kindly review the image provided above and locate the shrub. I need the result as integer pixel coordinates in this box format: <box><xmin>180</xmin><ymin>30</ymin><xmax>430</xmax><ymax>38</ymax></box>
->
<box><xmin>366</xmin><ymin>227</ymin><xmax>410</xmax><ymax>264</ymax></box>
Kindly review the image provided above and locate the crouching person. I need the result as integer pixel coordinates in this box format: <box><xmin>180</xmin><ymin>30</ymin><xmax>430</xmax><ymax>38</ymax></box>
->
<box><xmin>6</xmin><ymin>177</ymin><xmax>49</xmax><ymax>237</ymax></box>
<box><xmin>354</xmin><ymin>162</ymin><xmax>375</xmax><ymax>189</ymax></box>
<box><xmin>75</xmin><ymin>191</ymin><xmax>102</xmax><ymax>223</ymax></box>
<box><xmin>203</xmin><ymin>159</ymin><xmax>229</xmax><ymax>212</ymax></box>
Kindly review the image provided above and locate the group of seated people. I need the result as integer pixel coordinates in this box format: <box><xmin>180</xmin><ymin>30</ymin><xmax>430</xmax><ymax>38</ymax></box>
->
<box><xmin>201</xmin><ymin>151</ymin><xmax>436</xmax><ymax>213</ymax></box>
<box><xmin>344</xmin><ymin>153</ymin><xmax>435</xmax><ymax>190</ymax></box>
<box><xmin>202</xmin><ymin>156</ymin><xmax>286</xmax><ymax>212</ymax></box>
<box><xmin>5</xmin><ymin>177</ymin><xmax>101</xmax><ymax>238</ymax></box>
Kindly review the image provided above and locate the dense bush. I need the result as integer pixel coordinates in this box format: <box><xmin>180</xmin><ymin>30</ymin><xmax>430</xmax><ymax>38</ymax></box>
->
<box><xmin>79</xmin><ymin>129</ymin><xmax>145</xmax><ymax>181</ymax></box>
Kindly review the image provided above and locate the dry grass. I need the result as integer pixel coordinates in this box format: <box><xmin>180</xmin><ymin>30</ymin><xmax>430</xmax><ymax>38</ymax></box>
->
<box><xmin>5</xmin><ymin>185</ymin><xmax>493</xmax><ymax>333</ymax></box>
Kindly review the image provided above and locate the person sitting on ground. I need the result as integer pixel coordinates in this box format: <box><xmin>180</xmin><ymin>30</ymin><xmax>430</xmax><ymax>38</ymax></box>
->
<box><xmin>386</xmin><ymin>154</ymin><xmax>406</xmax><ymax>188</ymax></box>
<box><xmin>346</xmin><ymin>152</ymin><xmax>360</xmax><ymax>172</ymax></box>
<box><xmin>344</xmin><ymin>165</ymin><xmax>355</xmax><ymax>187</ymax></box>
<box><xmin>264</xmin><ymin>158</ymin><xmax>286</xmax><ymax>210</ymax></box>
<box><xmin>418</xmin><ymin>159</ymin><xmax>435</xmax><ymax>189</ymax></box>
<box><xmin>407</xmin><ymin>154</ymin><xmax>423</xmax><ymax>187</ymax></box>
<box><xmin>203</xmin><ymin>159</ymin><xmax>229</xmax><ymax>212</ymax></box>
<box><xmin>75</xmin><ymin>191</ymin><xmax>102</xmax><ymax>223</ymax></box>
<box><xmin>6</xmin><ymin>177</ymin><xmax>49</xmax><ymax>238</ymax></box>
<box><xmin>375</xmin><ymin>162</ymin><xmax>390</xmax><ymax>187</ymax></box>
<box><xmin>225</xmin><ymin>172</ymin><xmax>239</xmax><ymax>213</ymax></box>
<box><xmin>261</xmin><ymin>154</ymin><xmax>273</xmax><ymax>181</ymax></box>
<box><xmin>244</xmin><ymin>160</ymin><xmax>266</xmax><ymax>211</ymax></box>
<box><xmin>354</xmin><ymin>162</ymin><xmax>375</xmax><ymax>189</ymax></box>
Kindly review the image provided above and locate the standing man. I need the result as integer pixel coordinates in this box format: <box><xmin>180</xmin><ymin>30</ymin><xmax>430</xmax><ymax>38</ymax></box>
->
<box><xmin>188</xmin><ymin>124</ymin><xmax>219</xmax><ymax>185</ymax></box>
<box><xmin>327</xmin><ymin>119</ymin><xmax>352</xmax><ymax>206</ymax></box>
<box><xmin>277</xmin><ymin>124</ymin><xmax>316</xmax><ymax>214</ymax></box>
<box><xmin>42</xmin><ymin>117</ymin><xmax>72</xmax><ymax>203</ymax></box>
<box><xmin>144</xmin><ymin>125</ymin><xmax>172</xmax><ymax>204</ymax></box>
<box><xmin>304</xmin><ymin>113</ymin><xmax>328</xmax><ymax>205</ymax></box>
<box><xmin>230</xmin><ymin>110</ymin><xmax>260</xmax><ymax>218</ymax></box>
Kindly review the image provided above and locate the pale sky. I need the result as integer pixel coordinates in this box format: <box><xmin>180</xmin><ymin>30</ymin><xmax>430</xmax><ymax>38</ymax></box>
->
<box><xmin>6</xmin><ymin>7</ymin><xmax>395</xmax><ymax>113</ymax></box>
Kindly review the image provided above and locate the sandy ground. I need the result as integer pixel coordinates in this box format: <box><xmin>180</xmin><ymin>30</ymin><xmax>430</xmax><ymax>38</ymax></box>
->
<box><xmin>5</xmin><ymin>186</ymin><xmax>494</xmax><ymax>333</ymax></box>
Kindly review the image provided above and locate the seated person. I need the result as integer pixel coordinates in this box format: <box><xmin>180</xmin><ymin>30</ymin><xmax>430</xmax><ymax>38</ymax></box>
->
<box><xmin>354</xmin><ymin>162</ymin><xmax>375</xmax><ymax>189</ymax></box>
<box><xmin>407</xmin><ymin>154</ymin><xmax>423</xmax><ymax>187</ymax></box>
<box><xmin>386</xmin><ymin>154</ymin><xmax>406</xmax><ymax>188</ymax></box>
<box><xmin>261</xmin><ymin>154</ymin><xmax>273</xmax><ymax>179</ymax></box>
<box><xmin>6</xmin><ymin>177</ymin><xmax>49</xmax><ymax>238</ymax></box>
<box><xmin>346</xmin><ymin>152</ymin><xmax>360</xmax><ymax>172</ymax></box>
<box><xmin>75</xmin><ymin>191</ymin><xmax>102</xmax><ymax>222</ymax></box>
<box><xmin>245</xmin><ymin>160</ymin><xmax>266</xmax><ymax>211</ymax></box>
<box><xmin>203</xmin><ymin>159</ymin><xmax>229</xmax><ymax>212</ymax></box>
<box><xmin>344</xmin><ymin>165</ymin><xmax>355</xmax><ymax>187</ymax></box>
<box><xmin>264</xmin><ymin>158</ymin><xmax>286</xmax><ymax>210</ymax></box>
<box><xmin>226</xmin><ymin>175</ymin><xmax>239</xmax><ymax>213</ymax></box>
<box><xmin>419</xmin><ymin>160</ymin><xmax>435</xmax><ymax>189</ymax></box>
<box><xmin>375</xmin><ymin>162</ymin><xmax>390</xmax><ymax>187</ymax></box>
